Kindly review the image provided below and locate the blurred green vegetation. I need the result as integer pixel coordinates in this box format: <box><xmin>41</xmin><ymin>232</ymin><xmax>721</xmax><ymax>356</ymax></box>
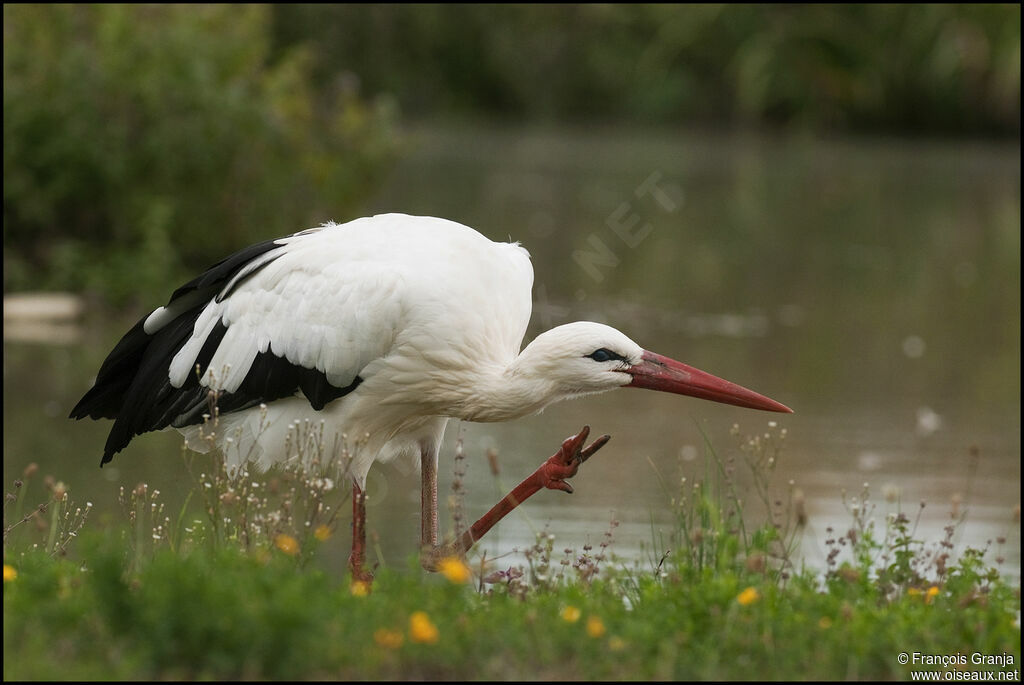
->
<box><xmin>3</xmin><ymin>4</ymin><xmax>397</xmax><ymax>305</ymax></box>
<box><xmin>274</xmin><ymin>4</ymin><xmax>1020</xmax><ymax>134</ymax></box>
<box><xmin>3</xmin><ymin>4</ymin><xmax>1019</xmax><ymax>304</ymax></box>
<box><xmin>6</xmin><ymin>538</ymin><xmax>1019</xmax><ymax>680</ymax></box>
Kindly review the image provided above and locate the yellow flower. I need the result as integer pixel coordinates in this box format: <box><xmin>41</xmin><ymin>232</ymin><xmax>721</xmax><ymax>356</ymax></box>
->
<box><xmin>350</xmin><ymin>580</ymin><xmax>371</xmax><ymax>597</ymax></box>
<box><xmin>608</xmin><ymin>636</ymin><xmax>626</xmax><ymax>652</ymax></box>
<box><xmin>314</xmin><ymin>525</ymin><xmax>332</xmax><ymax>542</ymax></box>
<box><xmin>907</xmin><ymin>587</ymin><xmax>922</xmax><ymax>596</ymax></box>
<box><xmin>736</xmin><ymin>586</ymin><xmax>760</xmax><ymax>606</ymax></box>
<box><xmin>561</xmin><ymin>605</ymin><xmax>582</xmax><ymax>623</ymax></box>
<box><xmin>586</xmin><ymin>615</ymin><xmax>606</xmax><ymax>638</ymax></box>
<box><xmin>374</xmin><ymin>628</ymin><xmax>404</xmax><ymax>649</ymax></box>
<box><xmin>438</xmin><ymin>556</ymin><xmax>472</xmax><ymax>584</ymax></box>
<box><xmin>3</xmin><ymin>565</ymin><xmax>16</xmax><ymax>582</ymax></box>
<box><xmin>925</xmin><ymin>586</ymin><xmax>940</xmax><ymax>604</ymax></box>
<box><xmin>409</xmin><ymin>611</ymin><xmax>440</xmax><ymax>644</ymax></box>
<box><xmin>274</xmin><ymin>533</ymin><xmax>300</xmax><ymax>556</ymax></box>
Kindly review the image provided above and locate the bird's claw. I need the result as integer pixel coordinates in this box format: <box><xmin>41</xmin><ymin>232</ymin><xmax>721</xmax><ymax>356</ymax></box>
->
<box><xmin>539</xmin><ymin>425</ymin><xmax>611</xmax><ymax>493</ymax></box>
<box><xmin>420</xmin><ymin>541</ymin><xmax>465</xmax><ymax>572</ymax></box>
<box><xmin>348</xmin><ymin>556</ymin><xmax>375</xmax><ymax>584</ymax></box>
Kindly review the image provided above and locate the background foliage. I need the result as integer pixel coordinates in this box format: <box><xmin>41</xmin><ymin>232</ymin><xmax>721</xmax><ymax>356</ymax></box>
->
<box><xmin>3</xmin><ymin>4</ymin><xmax>397</xmax><ymax>304</ymax></box>
<box><xmin>3</xmin><ymin>3</ymin><xmax>1019</xmax><ymax>304</ymax></box>
<box><xmin>275</xmin><ymin>4</ymin><xmax>1020</xmax><ymax>133</ymax></box>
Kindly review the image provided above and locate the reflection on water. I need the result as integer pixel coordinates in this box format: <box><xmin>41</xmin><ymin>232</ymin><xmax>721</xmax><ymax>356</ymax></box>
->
<box><xmin>4</xmin><ymin>126</ymin><xmax>1019</xmax><ymax>577</ymax></box>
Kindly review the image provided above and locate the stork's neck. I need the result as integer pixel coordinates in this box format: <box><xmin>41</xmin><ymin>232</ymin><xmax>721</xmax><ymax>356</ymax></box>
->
<box><xmin>439</xmin><ymin>335</ymin><xmax>584</xmax><ymax>422</ymax></box>
<box><xmin>435</xmin><ymin>358</ymin><xmax>555</xmax><ymax>422</ymax></box>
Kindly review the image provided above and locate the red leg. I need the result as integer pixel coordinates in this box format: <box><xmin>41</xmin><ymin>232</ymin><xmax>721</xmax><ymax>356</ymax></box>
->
<box><xmin>421</xmin><ymin>425</ymin><xmax>610</xmax><ymax>568</ymax></box>
<box><xmin>348</xmin><ymin>482</ymin><xmax>374</xmax><ymax>583</ymax></box>
<box><xmin>421</xmin><ymin>447</ymin><xmax>439</xmax><ymax>550</ymax></box>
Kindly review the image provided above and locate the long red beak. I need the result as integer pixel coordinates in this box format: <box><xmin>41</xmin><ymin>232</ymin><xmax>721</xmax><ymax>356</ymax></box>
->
<box><xmin>627</xmin><ymin>350</ymin><xmax>792</xmax><ymax>413</ymax></box>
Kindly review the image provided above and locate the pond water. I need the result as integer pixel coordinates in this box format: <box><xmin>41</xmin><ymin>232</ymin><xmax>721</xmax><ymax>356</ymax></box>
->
<box><xmin>4</xmin><ymin>125</ymin><xmax>1020</xmax><ymax>578</ymax></box>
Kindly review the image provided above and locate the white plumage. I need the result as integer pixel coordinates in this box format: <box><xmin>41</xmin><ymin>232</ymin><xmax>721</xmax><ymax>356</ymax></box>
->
<box><xmin>171</xmin><ymin>214</ymin><xmax>536</xmax><ymax>485</ymax></box>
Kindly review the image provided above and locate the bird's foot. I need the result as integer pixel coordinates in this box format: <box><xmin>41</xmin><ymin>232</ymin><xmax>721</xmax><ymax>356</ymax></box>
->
<box><xmin>536</xmin><ymin>425</ymin><xmax>611</xmax><ymax>494</ymax></box>
<box><xmin>417</xmin><ymin>425</ymin><xmax>611</xmax><ymax>574</ymax></box>
<box><xmin>419</xmin><ymin>541</ymin><xmax>466</xmax><ymax>572</ymax></box>
<box><xmin>348</xmin><ymin>553</ymin><xmax>375</xmax><ymax>588</ymax></box>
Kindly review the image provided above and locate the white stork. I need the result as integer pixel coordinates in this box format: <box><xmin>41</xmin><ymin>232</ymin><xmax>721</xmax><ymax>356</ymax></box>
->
<box><xmin>71</xmin><ymin>213</ymin><xmax>791</xmax><ymax>579</ymax></box>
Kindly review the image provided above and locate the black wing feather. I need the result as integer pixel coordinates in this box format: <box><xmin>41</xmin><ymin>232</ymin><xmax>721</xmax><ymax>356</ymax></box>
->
<box><xmin>70</xmin><ymin>234</ymin><xmax>362</xmax><ymax>466</ymax></box>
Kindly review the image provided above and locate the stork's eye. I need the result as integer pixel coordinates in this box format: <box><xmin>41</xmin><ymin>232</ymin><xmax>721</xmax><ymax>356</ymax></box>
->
<box><xmin>586</xmin><ymin>348</ymin><xmax>626</xmax><ymax>363</ymax></box>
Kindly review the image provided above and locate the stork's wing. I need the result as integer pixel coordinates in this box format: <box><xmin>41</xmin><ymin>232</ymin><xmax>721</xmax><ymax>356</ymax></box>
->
<box><xmin>70</xmin><ymin>225</ymin><xmax>402</xmax><ymax>465</ymax></box>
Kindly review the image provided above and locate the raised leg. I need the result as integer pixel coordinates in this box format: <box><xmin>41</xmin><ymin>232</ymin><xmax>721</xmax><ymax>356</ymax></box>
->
<box><xmin>420</xmin><ymin>425</ymin><xmax>610</xmax><ymax>570</ymax></box>
<box><xmin>348</xmin><ymin>481</ymin><xmax>374</xmax><ymax>583</ymax></box>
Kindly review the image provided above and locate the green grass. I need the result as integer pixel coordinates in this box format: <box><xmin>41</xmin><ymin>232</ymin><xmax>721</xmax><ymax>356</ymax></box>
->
<box><xmin>4</xmin><ymin>424</ymin><xmax>1020</xmax><ymax>680</ymax></box>
<box><xmin>4</xmin><ymin>536</ymin><xmax>1019</xmax><ymax>680</ymax></box>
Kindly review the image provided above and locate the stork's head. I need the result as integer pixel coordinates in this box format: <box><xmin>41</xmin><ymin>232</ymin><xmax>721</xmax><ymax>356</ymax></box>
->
<box><xmin>514</xmin><ymin>321</ymin><xmax>791</xmax><ymax>413</ymax></box>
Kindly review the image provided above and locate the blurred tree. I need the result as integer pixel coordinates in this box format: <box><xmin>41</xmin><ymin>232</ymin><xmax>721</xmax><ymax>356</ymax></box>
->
<box><xmin>272</xmin><ymin>4</ymin><xmax>1019</xmax><ymax>135</ymax></box>
<box><xmin>4</xmin><ymin>4</ymin><xmax>397</xmax><ymax>305</ymax></box>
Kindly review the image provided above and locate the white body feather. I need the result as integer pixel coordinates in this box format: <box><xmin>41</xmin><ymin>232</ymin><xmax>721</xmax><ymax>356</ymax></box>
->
<box><xmin>173</xmin><ymin>214</ymin><xmax>536</xmax><ymax>486</ymax></box>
